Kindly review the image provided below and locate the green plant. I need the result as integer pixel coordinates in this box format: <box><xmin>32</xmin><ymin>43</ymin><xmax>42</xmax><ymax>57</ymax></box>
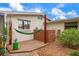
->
<box><xmin>0</xmin><ymin>26</ymin><xmax>7</xmax><ymax>56</ymax></box>
<box><xmin>69</xmin><ymin>50</ymin><xmax>79</xmax><ymax>56</ymax></box>
<box><xmin>0</xmin><ymin>48</ymin><xmax>6</xmax><ymax>56</ymax></box>
<box><xmin>0</xmin><ymin>37</ymin><xmax>3</xmax><ymax>48</ymax></box>
<box><xmin>2</xmin><ymin>27</ymin><xmax>7</xmax><ymax>46</ymax></box>
<box><xmin>58</xmin><ymin>28</ymin><xmax>79</xmax><ymax>49</ymax></box>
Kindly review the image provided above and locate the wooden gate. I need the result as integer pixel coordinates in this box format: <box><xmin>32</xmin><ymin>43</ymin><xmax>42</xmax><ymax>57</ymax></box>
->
<box><xmin>34</xmin><ymin>30</ymin><xmax>56</xmax><ymax>43</ymax></box>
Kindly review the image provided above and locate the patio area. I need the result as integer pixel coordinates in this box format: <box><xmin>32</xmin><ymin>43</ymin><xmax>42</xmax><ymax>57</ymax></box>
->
<box><xmin>7</xmin><ymin>40</ymin><xmax>74</xmax><ymax>56</ymax></box>
<box><xmin>6</xmin><ymin>40</ymin><xmax>48</xmax><ymax>54</ymax></box>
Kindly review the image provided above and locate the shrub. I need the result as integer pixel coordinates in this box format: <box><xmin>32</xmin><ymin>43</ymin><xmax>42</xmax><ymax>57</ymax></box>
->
<box><xmin>0</xmin><ymin>37</ymin><xmax>6</xmax><ymax>56</ymax></box>
<box><xmin>69</xmin><ymin>50</ymin><xmax>79</xmax><ymax>56</ymax></box>
<box><xmin>58</xmin><ymin>28</ymin><xmax>79</xmax><ymax>49</ymax></box>
<box><xmin>0</xmin><ymin>37</ymin><xmax>3</xmax><ymax>48</ymax></box>
<box><xmin>0</xmin><ymin>26</ymin><xmax>7</xmax><ymax>56</ymax></box>
<box><xmin>0</xmin><ymin>48</ymin><xmax>6</xmax><ymax>56</ymax></box>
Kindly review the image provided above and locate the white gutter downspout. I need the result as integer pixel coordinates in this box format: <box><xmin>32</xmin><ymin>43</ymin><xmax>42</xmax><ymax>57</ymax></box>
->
<box><xmin>4</xmin><ymin>13</ymin><xmax>7</xmax><ymax>28</ymax></box>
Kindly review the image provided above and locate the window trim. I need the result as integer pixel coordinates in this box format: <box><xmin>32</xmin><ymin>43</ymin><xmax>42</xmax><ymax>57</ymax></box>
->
<box><xmin>18</xmin><ymin>19</ymin><xmax>31</xmax><ymax>29</ymax></box>
<box><xmin>64</xmin><ymin>22</ymin><xmax>78</xmax><ymax>29</ymax></box>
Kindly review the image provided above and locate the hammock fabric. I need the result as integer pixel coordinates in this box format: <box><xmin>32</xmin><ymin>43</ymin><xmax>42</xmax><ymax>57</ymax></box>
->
<box><xmin>15</xmin><ymin>29</ymin><xmax>42</xmax><ymax>35</ymax></box>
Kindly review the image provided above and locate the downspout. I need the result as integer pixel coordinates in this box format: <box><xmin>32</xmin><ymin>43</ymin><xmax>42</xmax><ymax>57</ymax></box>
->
<box><xmin>44</xmin><ymin>15</ymin><xmax>47</xmax><ymax>43</ymax></box>
<box><xmin>4</xmin><ymin>13</ymin><xmax>7</xmax><ymax>28</ymax></box>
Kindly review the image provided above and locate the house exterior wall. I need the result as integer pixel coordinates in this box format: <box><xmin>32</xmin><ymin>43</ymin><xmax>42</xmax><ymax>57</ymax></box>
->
<box><xmin>47</xmin><ymin>21</ymin><xmax>64</xmax><ymax>36</ymax></box>
<box><xmin>0</xmin><ymin>15</ymin><xmax>4</xmax><ymax>36</ymax></box>
<box><xmin>6</xmin><ymin>15</ymin><xmax>44</xmax><ymax>42</ymax></box>
<box><xmin>47</xmin><ymin>22</ymin><xmax>64</xmax><ymax>32</ymax></box>
<box><xmin>47</xmin><ymin>21</ymin><xmax>79</xmax><ymax>35</ymax></box>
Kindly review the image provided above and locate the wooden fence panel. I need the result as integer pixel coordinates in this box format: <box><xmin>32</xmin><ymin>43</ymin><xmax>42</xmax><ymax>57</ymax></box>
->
<box><xmin>34</xmin><ymin>30</ymin><xmax>55</xmax><ymax>43</ymax></box>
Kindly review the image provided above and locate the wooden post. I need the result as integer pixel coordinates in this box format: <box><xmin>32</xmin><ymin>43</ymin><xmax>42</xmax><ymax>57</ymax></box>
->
<box><xmin>44</xmin><ymin>15</ymin><xmax>47</xmax><ymax>43</ymax></box>
<box><xmin>9</xmin><ymin>21</ymin><xmax>12</xmax><ymax>45</ymax></box>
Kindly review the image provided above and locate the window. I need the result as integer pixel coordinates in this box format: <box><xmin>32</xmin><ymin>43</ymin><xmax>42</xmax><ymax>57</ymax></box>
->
<box><xmin>64</xmin><ymin>22</ymin><xmax>78</xmax><ymax>29</ymax></box>
<box><xmin>18</xmin><ymin>19</ymin><xmax>31</xmax><ymax>29</ymax></box>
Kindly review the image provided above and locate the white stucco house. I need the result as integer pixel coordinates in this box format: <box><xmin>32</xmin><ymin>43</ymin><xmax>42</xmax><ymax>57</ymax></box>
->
<box><xmin>47</xmin><ymin>18</ymin><xmax>79</xmax><ymax>34</ymax></box>
<box><xmin>0</xmin><ymin>10</ymin><xmax>51</xmax><ymax>45</ymax></box>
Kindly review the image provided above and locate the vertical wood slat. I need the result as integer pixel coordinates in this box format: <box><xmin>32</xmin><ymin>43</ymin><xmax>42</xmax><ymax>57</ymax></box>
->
<box><xmin>34</xmin><ymin>30</ymin><xmax>55</xmax><ymax>43</ymax></box>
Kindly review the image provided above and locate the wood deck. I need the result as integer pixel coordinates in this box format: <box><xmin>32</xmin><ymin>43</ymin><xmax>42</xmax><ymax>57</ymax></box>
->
<box><xmin>6</xmin><ymin>40</ymin><xmax>48</xmax><ymax>54</ymax></box>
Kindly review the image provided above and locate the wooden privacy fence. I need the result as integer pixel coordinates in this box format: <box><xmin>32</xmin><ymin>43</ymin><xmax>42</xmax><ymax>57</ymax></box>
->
<box><xmin>34</xmin><ymin>30</ymin><xmax>56</xmax><ymax>43</ymax></box>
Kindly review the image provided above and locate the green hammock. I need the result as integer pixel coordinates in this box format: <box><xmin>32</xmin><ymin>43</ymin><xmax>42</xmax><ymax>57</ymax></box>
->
<box><xmin>15</xmin><ymin>29</ymin><xmax>42</xmax><ymax>35</ymax></box>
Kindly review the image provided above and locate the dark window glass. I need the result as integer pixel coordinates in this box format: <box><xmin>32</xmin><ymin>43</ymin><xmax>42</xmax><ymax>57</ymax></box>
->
<box><xmin>18</xmin><ymin>19</ymin><xmax>31</xmax><ymax>29</ymax></box>
<box><xmin>64</xmin><ymin>22</ymin><xmax>78</xmax><ymax>29</ymax></box>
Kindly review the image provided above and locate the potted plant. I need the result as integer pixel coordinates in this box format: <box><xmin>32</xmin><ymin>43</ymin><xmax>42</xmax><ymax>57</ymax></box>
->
<box><xmin>13</xmin><ymin>39</ymin><xmax>19</xmax><ymax>50</ymax></box>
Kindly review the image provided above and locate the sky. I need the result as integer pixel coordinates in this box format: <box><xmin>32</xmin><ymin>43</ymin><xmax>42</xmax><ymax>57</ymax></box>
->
<box><xmin>0</xmin><ymin>3</ymin><xmax>79</xmax><ymax>20</ymax></box>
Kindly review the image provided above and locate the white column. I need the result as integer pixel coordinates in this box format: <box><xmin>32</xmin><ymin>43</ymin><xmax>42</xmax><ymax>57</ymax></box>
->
<box><xmin>4</xmin><ymin>13</ymin><xmax>7</xmax><ymax>27</ymax></box>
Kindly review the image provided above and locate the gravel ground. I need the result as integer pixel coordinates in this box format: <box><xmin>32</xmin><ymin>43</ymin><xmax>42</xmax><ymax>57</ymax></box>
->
<box><xmin>34</xmin><ymin>41</ymin><xmax>74</xmax><ymax>56</ymax></box>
